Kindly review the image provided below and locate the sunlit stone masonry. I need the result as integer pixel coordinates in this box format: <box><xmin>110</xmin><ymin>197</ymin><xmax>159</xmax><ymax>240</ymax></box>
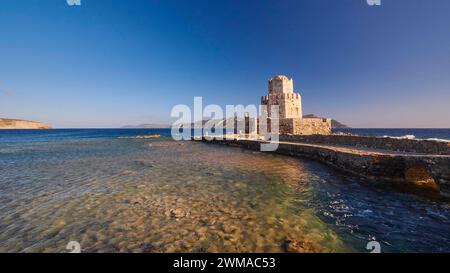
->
<box><xmin>261</xmin><ymin>75</ymin><xmax>331</xmax><ymax>135</ymax></box>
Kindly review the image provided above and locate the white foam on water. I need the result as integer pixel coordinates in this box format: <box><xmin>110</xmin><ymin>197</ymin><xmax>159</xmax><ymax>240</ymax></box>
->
<box><xmin>381</xmin><ymin>134</ymin><xmax>450</xmax><ymax>142</ymax></box>
<box><xmin>425</xmin><ymin>138</ymin><xmax>450</xmax><ymax>143</ymax></box>
<box><xmin>382</xmin><ymin>134</ymin><xmax>416</xmax><ymax>140</ymax></box>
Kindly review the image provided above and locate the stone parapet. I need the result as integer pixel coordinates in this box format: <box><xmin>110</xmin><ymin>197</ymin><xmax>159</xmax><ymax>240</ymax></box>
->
<box><xmin>279</xmin><ymin>134</ymin><xmax>450</xmax><ymax>155</ymax></box>
<box><xmin>279</xmin><ymin>118</ymin><xmax>331</xmax><ymax>135</ymax></box>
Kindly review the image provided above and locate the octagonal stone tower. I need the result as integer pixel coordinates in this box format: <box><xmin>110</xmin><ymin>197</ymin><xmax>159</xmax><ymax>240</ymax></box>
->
<box><xmin>261</xmin><ymin>75</ymin><xmax>331</xmax><ymax>135</ymax></box>
<box><xmin>269</xmin><ymin>75</ymin><xmax>294</xmax><ymax>94</ymax></box>
<box><xmin>262</xmin><ymin>75</ymin><xmax>302</xmax><ymax>119</ymax></box>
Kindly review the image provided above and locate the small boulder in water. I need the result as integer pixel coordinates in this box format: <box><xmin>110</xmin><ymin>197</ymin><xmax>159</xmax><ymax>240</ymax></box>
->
<box><xmin>170</xmin><ymin>208</ymin><xmax>185</xmax><ymax>218</ymax></box>
<box><xmin>284</xmin><ymin>238</ymin><xmax>322</xmax><ymax>253</ymax></box>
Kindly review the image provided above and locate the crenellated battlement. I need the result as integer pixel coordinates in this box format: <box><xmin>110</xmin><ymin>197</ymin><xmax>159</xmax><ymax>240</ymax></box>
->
<box><xmin>262</xmin><ymin>75</ymin><xmax>302</xmax><ymax>119</ymax></box>
<box><xmin>268</xmin><ymin>75</ymin><xmax>294</xmax><ymax>94</ymax></box>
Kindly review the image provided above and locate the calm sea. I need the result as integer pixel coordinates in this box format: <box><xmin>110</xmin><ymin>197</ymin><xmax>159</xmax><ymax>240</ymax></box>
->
<box><xmin>0</xmin><ymin>128</ymin><xmax>449</xmax><ymax>253</ymax></box>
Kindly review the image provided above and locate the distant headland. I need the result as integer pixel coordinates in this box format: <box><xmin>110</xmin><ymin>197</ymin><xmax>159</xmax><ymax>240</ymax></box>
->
<box><xmin>0</xmin><ymin>118</ymin><xmax>51</xmax><ymax>129</ymax></box>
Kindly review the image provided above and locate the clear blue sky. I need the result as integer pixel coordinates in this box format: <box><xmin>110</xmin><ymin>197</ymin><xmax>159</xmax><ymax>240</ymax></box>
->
<box><xmin>1</xmin><ymin>0</ymin><xmax>449</xmax><ymax>128</ymax></box>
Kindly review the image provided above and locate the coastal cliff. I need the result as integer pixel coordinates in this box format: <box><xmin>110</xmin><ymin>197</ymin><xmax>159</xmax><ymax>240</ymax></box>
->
<box><xmin>0</xmin><ymin>118</ymin><xmax>51</xmax><ymax>129</ymax></box>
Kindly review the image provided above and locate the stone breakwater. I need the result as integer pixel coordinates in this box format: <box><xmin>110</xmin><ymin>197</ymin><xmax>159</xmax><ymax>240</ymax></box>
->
<box><xmin>195</xmin><ymin>136</ymin><xmax>450</xmax><ymax>199</ymax></box>
<box><xmin>280</xmin><ymin>134</ymin><xmax>450</xmax><ymax>155</ymax></box>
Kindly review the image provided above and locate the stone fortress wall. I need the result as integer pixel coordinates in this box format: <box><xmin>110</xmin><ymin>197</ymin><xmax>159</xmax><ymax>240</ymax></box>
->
<box><xmin>279</xmin><ymin>118</ymin><xmax>332</xmax><ymax>135</ymax></box>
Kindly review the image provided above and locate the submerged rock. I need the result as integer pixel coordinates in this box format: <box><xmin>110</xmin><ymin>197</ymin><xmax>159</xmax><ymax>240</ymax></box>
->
<box><xmin>169</xmin><ymin>208</ymin><xmax>185</xmax><ymax>218</ymax></box>
<box><xmin>284</xmin><ymin>238</ymin><xmax>323</xmax><ymax>253</ymax></box>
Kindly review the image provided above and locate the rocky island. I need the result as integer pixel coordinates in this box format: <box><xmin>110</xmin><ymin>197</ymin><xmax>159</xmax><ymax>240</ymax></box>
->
<box><xmin>0</xmin><ymin>118</ymin><xmax>51</xmax><ymax>129</ymax></box>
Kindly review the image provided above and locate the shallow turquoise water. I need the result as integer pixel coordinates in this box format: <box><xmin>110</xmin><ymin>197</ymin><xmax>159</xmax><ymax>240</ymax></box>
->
<box><xmin>0</xmin><ymin>129</ymin><xmax>449</xmax><ymax>253</ymax></box>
